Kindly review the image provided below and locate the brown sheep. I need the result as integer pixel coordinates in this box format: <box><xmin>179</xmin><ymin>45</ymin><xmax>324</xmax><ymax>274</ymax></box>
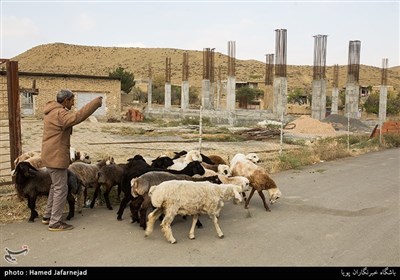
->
<box><xmin>231</xmin><ymin>159</ymin><xmax>281</xmax><ymax>211</ymax></box>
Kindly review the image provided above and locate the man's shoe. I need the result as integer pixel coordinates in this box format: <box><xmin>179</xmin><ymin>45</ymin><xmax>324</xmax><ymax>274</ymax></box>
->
<box><xmin>42</xmin><ymin>217</ymin><xmax>50</xmax><ymax>225</ymax></box>
<box><xmin>48</xmin><ymin>222</ymin><xmax>74</xmax><ymax>231</ymax></box>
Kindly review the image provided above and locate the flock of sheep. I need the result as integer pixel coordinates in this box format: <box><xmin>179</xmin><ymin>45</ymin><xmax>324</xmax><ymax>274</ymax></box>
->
<box><xmin>12</xmin><ymin>148</ymin><xmax>282</xmax><ymax>244</ymax></box>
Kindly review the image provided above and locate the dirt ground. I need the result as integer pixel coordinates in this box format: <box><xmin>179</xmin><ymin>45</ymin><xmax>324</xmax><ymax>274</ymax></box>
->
<box><xmin>20</xmin><ymin>118</ymin><xmax>292</xmax><ymax>166</ymax></box>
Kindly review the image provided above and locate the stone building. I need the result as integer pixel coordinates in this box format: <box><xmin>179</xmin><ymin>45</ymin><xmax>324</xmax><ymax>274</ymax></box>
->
<box><xmin>17</xmin><ymin>72</ymin><xmax>121</xmax><ymax>120</ymax></box>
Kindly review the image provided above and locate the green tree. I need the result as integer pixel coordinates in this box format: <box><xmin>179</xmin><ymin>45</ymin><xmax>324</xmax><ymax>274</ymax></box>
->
<box><xmin>109</xmin><ymin>67</ymin><xmax>135</xmax><ymax>93</ymax></box>
<box><xmin>131</xmin><ymin>87</ymin><xmax>147</xmax><ymax>103</ymax></box>
<box><xmin>288</xmin><ymin>88</ymin><xmax>310</xmax><ymax>105</ymax></box>
<box><xmin>235</xmin><ymin>86</ymin><xmax>263</xmax><ymax>108</ymax></box>
<box><xmin>363</xmin><ymin>91</ymin><xmax>400</xmax><ymax>115</ymax></box>
<box><xmin>151</xmin><ymin>74</ymin><xmax>165</xmax><ymax>104</ymax></box>
<box><xmin>363</xmin><ymin>92</ymin><xmax>379</xmax><ymax>114</ymax></box>
<box><xmin>189</xmin><ymin>86</ymin><xmax>200</xmax><ymax>105</ymax></box>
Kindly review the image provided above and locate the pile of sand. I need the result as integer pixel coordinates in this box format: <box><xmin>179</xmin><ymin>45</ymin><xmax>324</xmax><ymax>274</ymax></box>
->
<box><xmin>286</xmin><ymin>115</ymin><xmax>337</xmax><ymax>136</ymax></box>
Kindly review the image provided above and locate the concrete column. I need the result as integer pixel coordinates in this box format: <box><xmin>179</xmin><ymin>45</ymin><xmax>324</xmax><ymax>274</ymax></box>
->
<box><xmin>226</xmin><ymin>76</ymin><xmax>236</xmax><ymax>111</ymax></box>
<box><xmin>181</xmin><ymin>81</ymin><xmax>189</xmax><ymax>110</ymax></box>
<box><xmin>311</xmin><ymin>79</ymin><xmax>326</xmax><ymax>120</ymax></box>
<box><xmin>263</xmin><ymin>85</ymin><xmax>273</xmax><ymax>110</ymax></box>
<box><xmin>216</xmin><ymin>80</ymin><xmax>221</xmax><ymax>110</ymax></box>
<box><xmin>345</xmin><ymin>82</ymin><xmax>360</xmax><ymax>119</ymax></box>
<box><xmin>147</xmin><ymin>78</ymin><xmax>152</xmax><ymax>110</ymax></box>
<box><xmin>379</xmin><ymin>85</ymin><xmax>388</xmax><ymax>124</ymax></box>
<box><xmin>331</xmin><ymin>87</ymin><xmax>339</xmax><ymax>115</ymax></box>
<box><xmin>202</xmin><ymin>79</ymin><xmax>211</xmax><ymax>109</ymax></box>
<box><xmin>273</xmin><ymin>77</ymin><xmax>287</xmax><ymax>118</ymax></box>
<box><xmin>164</xmin><ymin>82</ymin><xmax>171</xmax><ymax>109</ymax></box>
<box><xmin>209</xmin><ymin>82</ymin><xmax>215</xmax><ymax>110</ymax></box>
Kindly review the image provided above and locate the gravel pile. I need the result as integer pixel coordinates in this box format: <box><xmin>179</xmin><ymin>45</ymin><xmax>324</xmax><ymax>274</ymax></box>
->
<box><xmin>322</xmin><ymin>114</ymin><xmax>371</xmax><ymax>133</ymax></box>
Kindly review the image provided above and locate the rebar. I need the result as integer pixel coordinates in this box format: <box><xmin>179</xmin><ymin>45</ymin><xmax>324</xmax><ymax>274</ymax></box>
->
<box><xmin>265</xmin><ymin>54</ymin><xmax>274</xmax><ymax>85</ymax></box>
<box><xmin>182</xmin><ymin>52</ymin><xmax>189</xmax><ymax>82</ymax></box>
<box><xmin>381</xmin><ymin>58</ymin><xmax>388</xmax><ymax>86</ymax></box>
<box><xmin>313</xmin><ymin>34</ymin><xmax>327</xmax><ymax>80</ymax></box>
<box><xmin>165</xmin><ymin>57</ymin><xmax>171</xmax><ymax>83</ymax></box>
<box><xmin>275</xmin><ymin>29</ymin><xmax>287</xmax><ymax>77</ymax></box>
<box><xmin>227</xmin><ymin>41</ymin><xmax>236</xmax><ymax>77</ymax></box>
<box><xmin>333</xmin><ymin>64</ymin><xmax>339</xmax><ymax>87</ymax></box>
<box><xmin>347</xmin><ymin>40</ymin><xmax>361</xmax><ymax>83</ymax></box>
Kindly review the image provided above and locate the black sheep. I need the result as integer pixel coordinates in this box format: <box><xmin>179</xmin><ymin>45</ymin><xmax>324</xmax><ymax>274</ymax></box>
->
<box><xmin>14</xmin><ymin>162</ymin><xmax>82</xmax><ymax>222</ymax></box>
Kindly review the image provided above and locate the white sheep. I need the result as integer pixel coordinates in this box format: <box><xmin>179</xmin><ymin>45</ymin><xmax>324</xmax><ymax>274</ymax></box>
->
<box><xmin>217</xmin><ymin>174</ymin><xmax>250</xmax><ymax>199</ymax></box>
<box><xmin>145</xmin><ymin>180</ymin><xmax>248</xmax><ymax>244</ymax></box>
<box><xmin>229</xmin><ymin>153</ymin><xmax>260</xmax><ymax>174</ymax></box>
<box><xmin>168</xmin><ymin>150</ymin><xmax>202</xmax><ymax>170</ymax></box>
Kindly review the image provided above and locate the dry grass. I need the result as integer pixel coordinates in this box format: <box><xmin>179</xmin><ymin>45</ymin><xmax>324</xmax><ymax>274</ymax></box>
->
<box><xmin>0</xmin><ymin>185</ymin><xmax>47</xmax><ymax>224</ymax></box>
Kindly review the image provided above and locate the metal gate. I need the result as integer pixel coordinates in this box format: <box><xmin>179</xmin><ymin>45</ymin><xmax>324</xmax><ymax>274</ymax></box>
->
<box><xmin>0</xmin><ymin>60</ymin><xmax>22</xmax><ymax>186</ymax></box>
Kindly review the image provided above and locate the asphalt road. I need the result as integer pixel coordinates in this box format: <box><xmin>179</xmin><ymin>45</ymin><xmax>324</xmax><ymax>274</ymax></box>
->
<box><xmin>1</xmin><ymin>148</ymin><xmax>399</xmax><ymax>267</ymax></box>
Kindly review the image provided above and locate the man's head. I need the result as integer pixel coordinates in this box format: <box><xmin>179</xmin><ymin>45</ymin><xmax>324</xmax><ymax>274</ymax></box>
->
<box><xmin>57</xmin><ymin>89</ymin><xmax>75</xmax><ymax>109</ymax></box>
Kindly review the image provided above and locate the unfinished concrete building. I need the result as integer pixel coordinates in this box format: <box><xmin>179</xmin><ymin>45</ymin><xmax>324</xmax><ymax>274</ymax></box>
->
<box><xmin>264</xmin><ymin>54</ymin><xmax>274</xmax><ymax>110</ymax></box>
<box><xmin>273</xmin><ymin>29</ymin><xmax>287</xmax><ymax>119</ymax></box>
<box><xmin>147</xmin><ymin>64</ymin><xmax>153</xmax><ymax>110</ymax></box>
<box><xmin>165</xmin><ymin>57</ymin><xmax>172</xmax><ymax>109</ymax></box>
<box><xmin>226</xmin><ymin>41</ymin><xmax>236</xmax><ymax>111</ymax></box>
<box><xmin>331</xmin><ymin>64</ymin><xmax>340</xmax><ymax>115</ymax></box>
<box><xmin>345</xmin><ymin>40</ymin><xmax>361</xmax><ymax>119</ymax></box>
<box><xmin>181</xmin><ymin>52</ymin><xmax>190</xmax><ymax>110</ymax></box>
<box><xmin>201</xmin><ymin>48</ymin><xmax>215</xmax><ymax>110</ymax></box>
<box><xmin>379</xmin><ymin>58</ymin><xmax>389</xmax><ymax>125</ymax></box>
<box><xmin>311</xmin><ymin>34</ymin><xmax>327</xmax><ymax>120</ymax></box>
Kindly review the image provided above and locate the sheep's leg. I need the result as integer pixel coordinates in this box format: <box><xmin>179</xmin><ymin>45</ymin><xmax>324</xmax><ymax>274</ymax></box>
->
<box><xmin>66</xmin><ymin>193</ymin><xmax>75</xmax><ymax>220</ymax></box>
<box><xmin>182</xmin><ymin>214</ymin><xmax>202</xmax><ymax>228</ymax></box>
<box><xmin>27</xmin><ymin>196</ymin><xmax>38</xmax><ymax>222</ymax></box>
<box><xmin>139</xmin><ymin>195</ymin><xmax>151</xmax><ymax>230</ymax></box>
<box><xmin>241</xmin><ymin>192</ymin><xmax>247</xmax><ymax>201</ymax></box>
<box><xmin>160</xmin><ymin>213</ymin><xmax>177</xmax><ymax>244</ymax></box>
<box><xmin>129</xmin><ymin>196</ymin><xmax>143</xmax><ymax>224</ymax></box>
<box><xmin>83</xmin><ymin>187</ymin><xmax>88</xmax><ymax>207</ymax></box>
<box><xmin>245</xmin><ymin>187</ymin><xmax>256</xmax><ymax>209</ymax></box>
<box><xmin>189</xmin><ymin>215</ymin><xmax>198</xmax><ymax>240</ymax></box>
<box><xmin>196</xmin><ymin>218</ymin><xmax>203</xmax><ymax>228</ymax></box>
<box><xmin>257</xmin><ymin>190</ymin><xmax>271</xmax><ymax>212</ymax></box>
<box><xmin>117</xmin><ymin>184</ymin><xmax>122</xmax><ymax>202</ymax></box>
<box><xmin>211</xmin><ymin>214</ymin><xmax>224</xmax><ymax>238</ymax></box>
<box><xmin>90</xmin><ymin>186</ymin><xmax>100</xmax><ymax>209</ymax></box>
<box><xmin>75</xmin><ymin>187</ymin><xmax>85</xmax><ymax>213</ymax></box>
<box><xmin>145</xmin><ymin>207</ymin><xmax>163</xmax><ymax>237</ymax></box>
<box><xmin>103</xmin><ymin>186</ymin><xmax>113</xmax><ymax>210</ymax></box>
<box><xmin>117</xmin><ymin>193</ymin><xmax>132</xmax><ymax>220</ymax></box>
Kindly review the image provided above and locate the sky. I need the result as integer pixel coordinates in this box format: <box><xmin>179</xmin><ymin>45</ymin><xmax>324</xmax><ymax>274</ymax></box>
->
<box><xmin>1</xmin><ymin>0</ymin><xmax>399</xmax><ymax>67</ymax></box>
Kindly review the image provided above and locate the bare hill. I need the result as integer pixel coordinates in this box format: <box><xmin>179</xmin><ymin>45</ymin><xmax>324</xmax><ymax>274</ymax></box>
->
<box><xmin>12</xmin><ymin>43</ymin><xmax>400</xmax><ymax>92</ymax></box>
